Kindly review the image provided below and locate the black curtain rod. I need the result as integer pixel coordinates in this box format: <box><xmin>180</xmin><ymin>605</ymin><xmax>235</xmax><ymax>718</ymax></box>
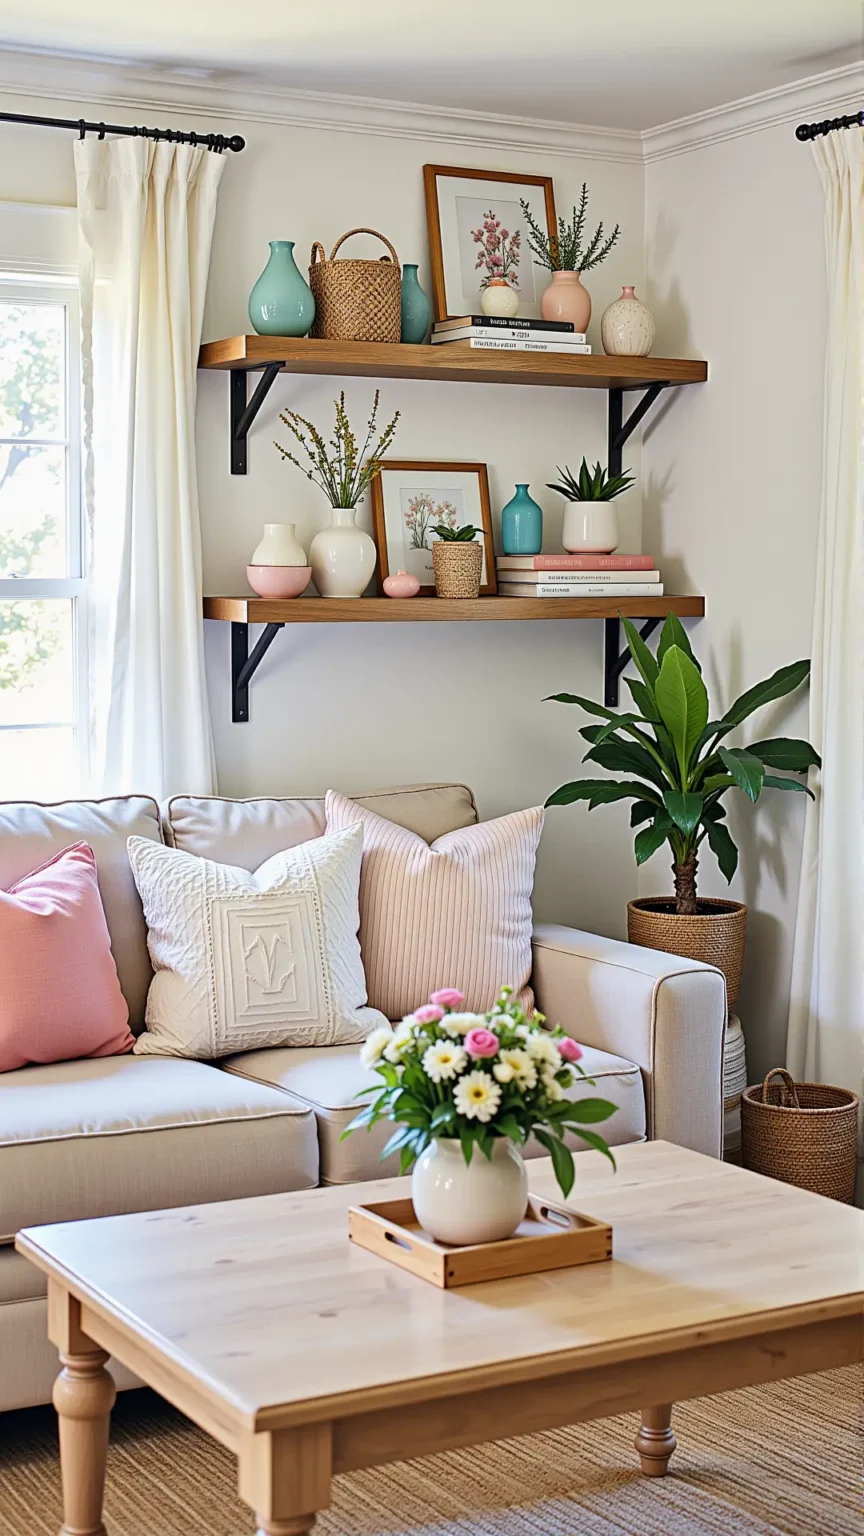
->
<box><xmin>0</xmin><ymin>107</ymin><xmax>244</xmax><ymax>152</ymax></box>
<box><xmin>796</xmin><ymin>109</ymin><xmax>863</xmax><ymax>142</ymax></box>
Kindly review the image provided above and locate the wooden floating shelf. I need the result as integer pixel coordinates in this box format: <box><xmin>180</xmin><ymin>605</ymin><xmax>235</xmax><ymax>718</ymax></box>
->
<box><xmin>204</xmin><ymin>595</ymin><xmax>704</xmax><ymax>625</ymax></box>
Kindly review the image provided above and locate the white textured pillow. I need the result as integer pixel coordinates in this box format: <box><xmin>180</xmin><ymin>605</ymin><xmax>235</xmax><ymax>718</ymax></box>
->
<box><xmin>128</xmin><ymin>825</ymin><xmax>386</xmax><ymax>1059</ymax></box>
<box><xmin>325</xmin><ymin>791</ymin><xmax>544</xmax><ymax>1020</ymax></box>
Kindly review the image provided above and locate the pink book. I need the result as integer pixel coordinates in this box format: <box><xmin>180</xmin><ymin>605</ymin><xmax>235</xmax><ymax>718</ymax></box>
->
<box><xmin>496</xmin><ymin>553</ymin><xmax>655</xmax><ymax>571</ymax></box>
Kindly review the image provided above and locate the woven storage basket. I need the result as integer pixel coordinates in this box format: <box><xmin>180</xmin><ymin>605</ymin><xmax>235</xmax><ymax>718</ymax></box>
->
<box><xmin>627</xmin><ymin>897</ymin><xmax>746</xmax><ymax>1012</ymax></box>
<box><xmin>433</xmin><ymin>541</ymin><xmax>483</xmax><ymax>598</ymax></box>
<box><xmin>309</xmin><ymin>228</ymin><xmax>401</xmax><ymax>343</ymax></box>
<box><xmin>741</xmin><ymin>1068</ymin><xmax>859</xmax><ymax>1203</ymax></box>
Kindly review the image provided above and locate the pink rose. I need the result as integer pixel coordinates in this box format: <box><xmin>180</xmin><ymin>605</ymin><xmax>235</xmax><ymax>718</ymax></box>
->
<box><xmin>558</xmin><ymin>1036</ymin><xmax>583</xmax><ymax>1063</ymax></box>
<box><xmin>464</xmin><ymin>1027</ymin><xmax>500</xmax><ymax>1059</ymax></box>
<box><xmin>431</xmin><ymin>988</ymin><xmax>465</xmax><ymax>1008</ymax></box>
<box><xmin>414</xmin><ymin>1004</ymin><xmax>444</xmax><ymax>1024</ymax></box>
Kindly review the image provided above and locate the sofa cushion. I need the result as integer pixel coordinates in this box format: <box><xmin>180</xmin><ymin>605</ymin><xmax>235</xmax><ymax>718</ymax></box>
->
<box><xmin>223</xmin><ymin>1041</ymin><xmax>646</xmax><ymax>1185</ymax></box>
<box><xmin>0</xmin><ymin>1055</ymin><xmax>318</xmax><ymax>1240</ymax></box>
<box><xmin>164</xmin><ymin>783</ymin><xmax>478</xmax><ymax>867</ymax></box>
<box><xmin>0</xmin><ymin>796</ymin><xmax>161</xmax><ymax>1031</ymax></box>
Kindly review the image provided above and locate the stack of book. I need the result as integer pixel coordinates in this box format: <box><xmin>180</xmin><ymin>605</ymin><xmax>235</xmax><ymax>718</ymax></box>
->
<box><xmin>496</xmin><ymin>553</ymin><xmax>662</xmax><ymax>598</ymax></box>
<box><xmin>431</xmin><ymin>316</ymin><xmax>591</xmax><ymax>356</ymax></box>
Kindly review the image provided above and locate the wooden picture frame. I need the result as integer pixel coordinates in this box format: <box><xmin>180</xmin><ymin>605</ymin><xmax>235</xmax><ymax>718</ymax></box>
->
<box><xmin>370</xmin><ymin>460</ymin><xmax>497</xmax><ymax>596</ymax></box>
<box><xmin>423</xmin><ymin>164</ymin><xmax>558</xmax><ymax>322</ymax></box>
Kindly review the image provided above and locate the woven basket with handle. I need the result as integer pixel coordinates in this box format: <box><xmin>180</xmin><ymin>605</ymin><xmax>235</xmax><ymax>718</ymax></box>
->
<box><xmin>308</xmin><ymin>228</ymin><xmax>401</xmax><ymax>343</ymax></box>
<box><xmin>741</xmin><ymin>1067</ymin><xmax>859</xmax><ymax>1203</ymax></box>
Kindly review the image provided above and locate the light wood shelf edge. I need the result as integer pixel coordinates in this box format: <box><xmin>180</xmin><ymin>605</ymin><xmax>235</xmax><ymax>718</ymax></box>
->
<box><xmin>203</xmin><ymin>595</ymin><xmax>705</xmax><ymax>624</ymax></box>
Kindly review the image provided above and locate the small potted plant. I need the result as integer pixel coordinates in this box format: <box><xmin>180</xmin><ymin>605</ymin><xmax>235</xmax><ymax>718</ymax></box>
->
<box><xmin>345</xmin><ymin>987</ymin><xmax>616</xmax><ymax>1246</ymax></box>
<box><xmin>547</xmin><ymin>458</ymin><xmax>635</xmax><ymax>554</ymax></box>
<box><xmin>432</xmin><ymin>522</ymin><xmax>484</xmax><ymax>598</ymax></box>
<box><xmin>520</xmin><ymin>183</ymin><xmax>620</xmax><ymax>331</ymax></box>
<box><xmin>545</xmin><ymin>613</ymin><xmax>820</xmax><ymax>1012</ymax></box>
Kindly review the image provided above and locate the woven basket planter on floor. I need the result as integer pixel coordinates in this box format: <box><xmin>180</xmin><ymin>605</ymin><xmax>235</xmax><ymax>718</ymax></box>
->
<box><xmin>433</xmin><ymin>541</ymin><xmax>483</xmax><ymax>598</ymax></box>
<box><xmin>308</xmin><ymin>228</ymin><xmax>401</xmax><ymax>342</ymax></box>
<box><xmin>741</xmin><ymin>1068</ymin><xmax>859</xmax><ymax>1203</ymax></box>
<box><xmin>627</xmin><ymin>897</ymin><xmax>746</xmax><ymax>1012</ymax></box>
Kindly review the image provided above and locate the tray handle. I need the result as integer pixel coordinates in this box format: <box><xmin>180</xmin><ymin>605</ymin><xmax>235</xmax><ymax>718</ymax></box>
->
<box><xmin>384</xmin><ymin>1227</ymin><xmax>414</xmax><ymax>1253</ymax></box>
<box><xmin>528</xmin><ymin>1195</ymin><xmax>582</xmax><ymax>1231</ymax></box>
<box><xmin>761</xmin><ymin>1067</ymin><xmax>801</xmax><ymax>1108</ymax></box>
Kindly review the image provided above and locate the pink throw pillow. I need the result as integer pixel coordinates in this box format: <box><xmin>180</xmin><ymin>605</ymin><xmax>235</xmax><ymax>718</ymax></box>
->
<box><xmin>0</xmin><ymin>841</ymin><xmax>134</xmax><ymax>1073</ymax></box>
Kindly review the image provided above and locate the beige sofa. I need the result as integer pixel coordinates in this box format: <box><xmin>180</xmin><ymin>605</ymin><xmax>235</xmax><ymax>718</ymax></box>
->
<box><xmin>0</xmin><ymin>783</ymin><xmax>726</xmax><ymax>1412</ymax></box>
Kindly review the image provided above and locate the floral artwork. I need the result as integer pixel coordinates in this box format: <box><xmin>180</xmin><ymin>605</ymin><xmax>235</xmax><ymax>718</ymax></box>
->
<box><xmin>371</xmin><ymin>461</ymin><xmax>496</xmax><ymax>595</ymax></box>
<box><xmin>470</xmin><ymin>210</ymin><xmax>522</xmax><ymax>290</ymax></box>
<box><xmin>404</xmin><ymin>493</ymin><xmax>458</xmax><ymax>550</ymax></box>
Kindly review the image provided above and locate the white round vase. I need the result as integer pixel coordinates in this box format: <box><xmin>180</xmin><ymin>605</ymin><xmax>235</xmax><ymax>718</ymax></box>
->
<box><xmin>480</xmin><ymin>279</ymin><xmax>519</xmax><ymax>318</ymax></box>
<box><xmin>412</xmin><ymin>1137</ymin><xmax>528</xmax><ymax>1246</ymax></box>
<box><xmin>309</xmin><ymin>506</ymin><xmax>377</xmax><ymax>598</ymax></box>
<box><xmin>250</xmin><ymin>521</ymin><xmax>307</xmax><ymax>566</ymax></box>
<box><xmin>562</xmin><ymin>502</ymin><xmax>620</xmax><ymax>554</ymax></box>
<box><xmin>600</xmin><ymin>285</ymin><xmax>656</xmax><ymax>357</ymax></box>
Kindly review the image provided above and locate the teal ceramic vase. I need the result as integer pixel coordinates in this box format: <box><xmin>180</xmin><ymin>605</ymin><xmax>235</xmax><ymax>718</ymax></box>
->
<box><xmin>400</xmin><ymin>263</ymin><xmax>431</xmax><ymax>343</ymax></box>
<box><xmin>501</xmin><ymin>484</ymin><xmax>543</xmax><ymax>555</ymax></box>
<box><xmin>248</xmin><ymin>241</ymin><xmax>315</xmax><ymax>337</ymax></box>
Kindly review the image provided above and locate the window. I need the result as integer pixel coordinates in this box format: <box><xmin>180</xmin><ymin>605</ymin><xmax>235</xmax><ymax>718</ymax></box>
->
<box><xmin>0</xmin><ymin>277</ymin><xmax>87</xmax><ymax>800</ymax></box>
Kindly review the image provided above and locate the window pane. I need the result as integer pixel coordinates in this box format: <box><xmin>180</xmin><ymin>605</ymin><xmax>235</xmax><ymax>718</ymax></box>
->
<box><xmin>0</xmin><ymin>444</ymin><xmax>67</xmax><ymax>577</ymax></box>
<box><xmin>0</xmin><ymin>598</ymin><xmax>74</xmax><ymax>726</ymax></box>
<box><xmin>0</xmin><ymin>301</ymin><xmax>65</xmax><ymax>439</ymax></box>
<box><xmin>0</xmin><ymin>726</ymin><xmax>77</xmax><ymax>801</ymax></box>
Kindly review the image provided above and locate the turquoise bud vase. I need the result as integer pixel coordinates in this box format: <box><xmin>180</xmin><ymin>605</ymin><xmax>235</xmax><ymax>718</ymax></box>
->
<box><xmin>400</xmin><ymin>263</ymin><xmax>431</xmax><ymax>343</ymax></box>
<box><xmin>248</xmin><ymin>241</ymin><xmax>315</xmax><ymax>337</ymax></box>
<box><xmin>501</xmin><ymin>484</ymin><xmax>543</xmax><ymax>555</ymax></box>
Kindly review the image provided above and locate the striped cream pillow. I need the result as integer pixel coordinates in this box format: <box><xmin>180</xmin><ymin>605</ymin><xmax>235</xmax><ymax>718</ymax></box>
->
<box><xmin>325</xmin><ymin>790</ymin><xmax>543</xmax><ymax>1021</ymax></box>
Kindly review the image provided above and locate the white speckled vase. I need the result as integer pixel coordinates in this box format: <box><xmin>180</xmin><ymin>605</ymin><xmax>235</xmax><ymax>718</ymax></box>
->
<box><xmin>601</xmin><ymin>286</ymin><xmax>656</xmax><ymax>357</ymax></box>
<box><xmin>412</xmin><ymin>1137</ymin><xmax>528</xmax><ymax>1245</ymax></box>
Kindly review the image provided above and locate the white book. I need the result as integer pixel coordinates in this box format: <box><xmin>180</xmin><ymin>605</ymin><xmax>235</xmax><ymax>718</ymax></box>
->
<box><xmin>432</xmin><ymin>326</ymin><xmax>588</xmax><ymax>345</ymax></box>
<box><xmin>495</xmin><ymin>567</ymin><xmax>660</xmax><ymax>584</ymax></box>
<box><xmin>498</xmin><ymin>581</ymin><xmax>664</xmax><ymax>598</ymax></box>
<box><xmin>465</xmin><ymin>337</ymin><xmax>592</xmax><ymax>355</ymax></box>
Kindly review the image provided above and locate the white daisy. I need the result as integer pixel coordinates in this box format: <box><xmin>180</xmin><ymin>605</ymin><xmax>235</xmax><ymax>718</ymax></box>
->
<box><xmin>360</xmin><ymin>1026</ymin><xmax>393</xmax><ymax>1070</ymax></box>
<box><xmin>454</xmin><ymin>1070</ymin><xmax>502</xmax><ymax>1123</ymax></box>
<box><xmin>525</xmin><ymin>1032</ymin><xmax>562</xmax><ymax>1070</ymax></box>
<box><xmin>441</xmin><ymin>1011</ymin><xmax>487</xmax><ymax>1037</ymax></box>
<box><xmin>493</xmin><ymin>1060</ymin><xmax>515</xmax><ymax>1084</ymax></box>
<box><xmin>422</xmin><ymin>1040</ymin><xmax>467</xmax><ymax>1083</ymax></box>
<box><xmin>498</xmin><ymin>1047</ymin><xmax>537</xmax><ymax>1091</ymax></box>
<box><xmin>384</xmin><ymin>1018</ymin><xmax>415</xmax><ymax>1062</ymax></box>
<box><xmin>543</xmin><ymin>1074</ymin><xmax>565</xmax><ymax>1102</ymax></box>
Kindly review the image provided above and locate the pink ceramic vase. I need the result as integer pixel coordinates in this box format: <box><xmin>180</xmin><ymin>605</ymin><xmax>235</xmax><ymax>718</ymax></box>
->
<box><xmin>382</xmin><ymin>568</ymin><xmax>420</xmax><ymax>598</ymax></box>
<box><xmin>541</xmin><ymin>270</ymin><xmax>591</xmax><ymax>332</ymax></box>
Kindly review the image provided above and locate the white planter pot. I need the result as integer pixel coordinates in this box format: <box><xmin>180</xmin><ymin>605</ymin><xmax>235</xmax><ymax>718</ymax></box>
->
<box><xmin>412</xmin><ymin>1136</ymin><xmax>528</xmax><ymax>1246</ymax></box>
<box><xmin>250</xmin><ymin>521</ymin><xmax>307</xmax><ymax>566</ymax></box>
<box><xmin>561</xmin><ymin>502</ymin><xmax>620</xmax><ymax>554</ymax></box>
<box><xmin>309</xmin><ymin>505</ymin><xmax>377</xmax><ymax>598</ymax></box>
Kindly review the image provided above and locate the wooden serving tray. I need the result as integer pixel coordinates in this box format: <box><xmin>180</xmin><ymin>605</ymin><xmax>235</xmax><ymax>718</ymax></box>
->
<box><xmin>348</xmin><ymin>1194</ymin><xmax>612</xmax><ymax>1288</ymax></box>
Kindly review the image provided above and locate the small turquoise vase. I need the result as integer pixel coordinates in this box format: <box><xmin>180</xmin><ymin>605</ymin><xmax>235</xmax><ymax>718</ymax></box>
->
<box><xmin>501</xmin><ymin>484</ymin><xmax>543</xmax><ymax>555</ymax></box>
<box><xmin>248</xmin><ymin>241</ymin><xmax>315</xmax><ymax>337</ymax></box>
<box><xmin>400</xmin><ymin>263</ymin><xmax>431</xmax><ymax>343</ymax></box>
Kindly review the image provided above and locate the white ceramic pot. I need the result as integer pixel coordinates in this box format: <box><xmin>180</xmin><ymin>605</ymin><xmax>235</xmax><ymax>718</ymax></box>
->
<box><xmin>309</xmin><ymin>506</ymin><xmax>377</xmax><ymax>598</ymax></box>
<box><xmin>562</xmin><ymin>501</ymin><xmax>620</xmax><ymax>554</ymax></box>
<box><xmin>412</xmin><ymin>1136</ymin><xmax>528</xmax><ymax>1246</ymax></box>
<box><xmin>480</xmin><ymin>279</ymin><xmax>519</xmax><ymax>318</ymax></box>
<box><xmin>250</xmin><ymin>522</ymin><xmax>307</xmax><ymax>566</ymax></box>
<box><xmin>600</xmin><ymin>286</ymin><xmax>656</xmax><ymax>357</ymax></box>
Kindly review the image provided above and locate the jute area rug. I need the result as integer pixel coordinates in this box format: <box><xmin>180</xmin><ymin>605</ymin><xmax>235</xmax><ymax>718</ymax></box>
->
<box><xmin>0</xmin><ymin>1367</ymin><xmax>861</xmax><ymax>1536</ymax></box>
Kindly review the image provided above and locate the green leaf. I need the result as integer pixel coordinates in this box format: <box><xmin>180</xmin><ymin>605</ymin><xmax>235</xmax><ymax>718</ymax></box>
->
<box><xmin>663</xmin><ymin>790</ymin><xmax>704</xmax><ymax>834</ymax></box>
<box><xmin>497</xmin><ymin>1113</ymin><xmax>525</xmax><ymax>1144</ymax></box>
<box><xmin>749</xmin><ymin>737</ymin><xmax>821</xmax><ymax>772</ymax></box>
<box><xmin>570</xmin><ymin>1127</ymin><xmax>617</xmax><ymax>1168</ymax></box>
<box><xmin>558</xmin><ymin>1097</ymin><xmax>617</xmax><ymax>1124</ymax></box>
<box><xmin>620</xmin><ymin>615</ymin><xmax>659</xmax><ymax>691</ymax></box>
<box><xmin>545</xmin><ymin>779</ymin><xmax>619</xmax><ymax>807</ymax></box>
<box><xmin>429</xmin><ymin>1103</ymin><xmax>456</xmax><ymax>1131</ymax></box>
<box><xmin>584</xmin><ymin>738</ymin><xmax>669</xmax><ymax>790</ymax></box>
<box><xmin>705</xmin><ymin>819</ymin><xmax>739</xmax><ymax>882</ymax></box>
<box><xmin>718</xmin><ymin>746</ymin><xmax>765</xmax><ymax>803</ymax></box>
<box><xmin>634</xmin><ymin>818</ymin><xmax>673</xmax><ymax>864</ymax></box>
<box><xmin>719</xmin><ymin>660</ymin><xmax>811</xmax><ymax>730</ymax></box>
<box><xmin>341</xmin><ymin>1103</ymin><xmax>379</xmax><ymax>1137</ymax></box>
<box><xmin>701</xmin><ymin>773</ymin><xmax>734</xmax><ymax>794</ymax></box>
<box><xmin>654</xmin><ymin>646</ymin><xmax>709</xmax><ymax>774</ymax></box>
<box><xmin>544</xmin><ymin>692</ymin><xmax>619</xmax><ymax>719</ymax></box>
<box><xmin>591</xmin><ymin>713</ymin><xmax>647</xmax><ymax>746</ymax></box>
<box><xmin>630</xmin><ymin>799</ymin><xmax>657</xmax><ymax>828</ymax></box>
<box><xmin>657</xmin><ymin>611</ymin><xmax>701</xmax><ymax>672</ymax></box>
<box><xmin>459</xmin><ymin>1124</ymin><xmax>475</xmax><ymax>1166</ymax></box>
<box><xmin>476</xmin><ymin>1128</ymin><xmax>495</xmax><ymax>1161</ymax></box>
<box><xmin>701</xmin><ymin>799</ymin><xmax>727</xmax><ymax>822</ymax></box>
<box><xmin>625</xmin><ymin>676</ymin><xmax>661</xmax><ymax>722</ymax></box>
<box><xmin>586</xmin><ymin>781</ymin><xmax>662</xmax><ymax>808</ymax></box>
<box><xmin>380</xmin><ymin>1124</ymin><xmax>419</xmax><ymax>1161</ymax></box>
<box><xmin>533</xmin><ymin>1126</ymin><xmax>575</xmax><ymax>1198</ymax></box>
<box><xmin>763</xmin><ymin>773</ymin><xmax>815</xmax><ymax>799</ymax></box>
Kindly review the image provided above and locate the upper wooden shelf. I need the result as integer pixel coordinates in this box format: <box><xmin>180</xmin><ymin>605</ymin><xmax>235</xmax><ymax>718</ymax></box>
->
<box><xmin>198</xmin><ymin>336</ymin><xmax>708</xmax><ymax>392</ymax></box>
<box><xmin>205</xmin><ymin>595</ymin><xmax>705</xmax><ymax>625</ymax></box>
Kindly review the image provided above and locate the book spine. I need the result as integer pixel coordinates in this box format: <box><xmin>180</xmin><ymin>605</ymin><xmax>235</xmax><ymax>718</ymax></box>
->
<box><xmin>496</xmin><ymin>554</ymin><xmax>656</xmax><ymax>570</ymax></box>
<box><xmin>468</xmin><ymin>338</ymin><xmax>592</xmax><ymax>354</ymax></box>
<box><xmin>499</xmin><ymin>582</ymin><xmax>664</xmax><ymax>597</ymax></box>
<box><xmin>437</xmin><ymin>315</ymin><xmax>576</xmax><ymax>333</ymax></box>
<box><xmin>494</xmin><ymin>570</ymin><xmax>660</xmax><ymax>584</ymax></box>
<box><xmin>432</xmin><ymin>327</ymin><xmax>588</xmax><ymax>345</ymax></box>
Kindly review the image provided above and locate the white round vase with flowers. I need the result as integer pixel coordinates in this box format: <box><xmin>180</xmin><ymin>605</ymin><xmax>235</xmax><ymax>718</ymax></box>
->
<box><xmin>350</xmin><ymin>987</ymin><xmax>617</xmax><ymax>1247</ymax></box>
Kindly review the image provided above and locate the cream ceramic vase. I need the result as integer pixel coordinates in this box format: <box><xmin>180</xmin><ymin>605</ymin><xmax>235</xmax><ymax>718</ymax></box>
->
<box><xmin>480</xmin><ymin>278</ymin><xmax>519</xmax><ymax>318</ymax></box>
<box><xmin>562</xmin><ymin>502</ymin><xmax>619</xmax><ymax>554</ymax></box>
<box><xmin>600</xmin><ymin>286</ymin><xmax>656</xmax><ymax>357</ymax></box>
<box><xmin>412</xmin><ymin>1137</ymin><xmax>528</xmax><ymax>1245</ymax></box>
<box><xmin>309</xmin><ymin>506</ymin><xmax>377</xmax><ymax>598</ymax></box>
<box><xmin>250</xmin><ymin>522</ymin><xmax>307</xmax><ymax>566</ymax></box>
<box><xmin>541</xmin><ymin>269</ymin><xmax>591</xmax><ymax>331</ymax></box>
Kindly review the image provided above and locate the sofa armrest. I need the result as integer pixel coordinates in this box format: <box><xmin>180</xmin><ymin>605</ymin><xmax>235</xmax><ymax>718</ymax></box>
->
<box><xmin>532</xmin><ymin>923</ymin><xmax>726</xmax><ymax>1158</ymax></box>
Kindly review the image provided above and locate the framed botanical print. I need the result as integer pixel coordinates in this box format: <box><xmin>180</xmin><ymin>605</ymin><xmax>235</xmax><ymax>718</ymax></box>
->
<box><xmin>423</xmin><ymin>164</ymin><xmax>557</xmax><ymax>321</ymax></box>
<box><xmin>370</xmin><ymin>460</ymin><xmax>497</xmax><ymax>596</ymax></box>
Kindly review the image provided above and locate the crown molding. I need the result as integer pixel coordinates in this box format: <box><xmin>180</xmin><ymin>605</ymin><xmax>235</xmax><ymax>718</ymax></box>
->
<box><xmin>642</xmin><ymin>62</ymin><xmax>864</xmax><ymax>162</ymax></box>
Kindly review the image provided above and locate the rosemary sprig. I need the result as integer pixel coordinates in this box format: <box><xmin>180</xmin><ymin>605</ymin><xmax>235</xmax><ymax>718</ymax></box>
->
<box><xmin>274</xmin><ymin>390</ymin><xmax>400</xmax><ymax>507</ymax></box>
<box><xmin>519</xmin><ymin>184</ymin><xmax>620</xmax><ymax>274</ymax></box>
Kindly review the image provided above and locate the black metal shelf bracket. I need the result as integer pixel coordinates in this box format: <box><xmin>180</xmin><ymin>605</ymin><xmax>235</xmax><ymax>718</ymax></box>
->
<box><xmin>607</xmin><ymin>381</ymin><xmax>667</xmax><ymax>478</ymax></box>
<box><xmin>231</xmin><ymin>621</ymin><xmax>285</xmax><ymax>722</ymax></box>
<box><xmin>604</xmin><ymin>615</ymin><xmax>662</xmax><ymax>708</ymax></box>
<box><xmin>230</xmin><ymin>363</ymin><xmax>283</xmax><ymax>474</ymax></box>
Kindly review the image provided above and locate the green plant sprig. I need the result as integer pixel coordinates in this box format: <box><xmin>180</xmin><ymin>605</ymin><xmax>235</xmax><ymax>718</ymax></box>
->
<box><xmin>548</xmin><ymin>459</ymin><xmax>635</xmax><ymax>502</ymax></box>
<box><xmin>519</xmin><ymin>184</ymin><xmax>621</xmax><ymax>273</ymax></box>
<box><xmin>274</xmin><ymin>389</ymin><xmax>400</xmax><ymax>508</ymax></box>
<box><xmin>545</xmin><ymin>612</ymin><xmax>819</xmax><ymax>915</ymax></box>
<box><xmin>432</xmin><ymin>523</ymin><xmax>482</xmax><ymax>542</ymax></box>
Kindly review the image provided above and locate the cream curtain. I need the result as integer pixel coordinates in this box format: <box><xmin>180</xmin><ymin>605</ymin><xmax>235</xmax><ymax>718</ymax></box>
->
<box><xmin>786</xmin><ymin>130</ymin><xmax>864</xmax><ymax>1096</ymax></box>
<box><xmin>75</xmin><ymin>138</ymin><xmax>225</xmax><ymax>798</ymax></box>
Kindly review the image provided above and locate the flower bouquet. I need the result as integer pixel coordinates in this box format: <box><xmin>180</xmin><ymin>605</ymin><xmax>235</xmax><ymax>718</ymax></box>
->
<box><xmin>345</xmin><ymin>988</ymin><xmax>617</xmax><ymax>1245</ymax></box>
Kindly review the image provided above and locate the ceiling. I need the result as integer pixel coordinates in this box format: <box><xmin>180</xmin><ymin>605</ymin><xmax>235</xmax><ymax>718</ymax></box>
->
<box><xmin>0</xmin><ymin>1</ymin><xmax>861</xmax><ymax>131</ymax></box>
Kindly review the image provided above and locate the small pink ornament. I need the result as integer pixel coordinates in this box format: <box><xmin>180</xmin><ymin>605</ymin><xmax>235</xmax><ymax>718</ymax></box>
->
<box><xmin>414</xmin><ymin>1003</ymin><xmax>445</xmax><ymax>1024</ymax></box>
<box><xmin>383</xmin><ymin>569</ymin><xmax>420</xmax><ymax>598</ymax></box>
<box><xmin>431</xmin><ymin>987</ymin><xmax>465</xmax><ymax>1008</ymax></box>
<box><xmin>558</xmin><ymin>1036</ymin><xmax>583</xmax><ymax>1063</ymax></box>
<box><xmin>464</xmin><ymin>1027</ymin><xmax>500</xmax><ymax>1059</ymax></box>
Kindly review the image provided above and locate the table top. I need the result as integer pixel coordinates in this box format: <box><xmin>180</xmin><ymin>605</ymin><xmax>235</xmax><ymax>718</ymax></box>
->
<box><xmin>17</xmin><ymin>1142</ymin><xmax>864</xmax><ymax>1430</ymax></box>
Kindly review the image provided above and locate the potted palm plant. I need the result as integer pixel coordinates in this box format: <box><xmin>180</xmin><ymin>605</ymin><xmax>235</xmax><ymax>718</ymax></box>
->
<box><xmin>545</xmin><ymin>613</ymin><xmax>820</xmax><ymax>1010</ymax></box>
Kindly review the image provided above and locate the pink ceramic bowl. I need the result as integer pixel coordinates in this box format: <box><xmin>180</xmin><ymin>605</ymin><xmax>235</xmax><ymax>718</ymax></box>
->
<box><xmin>246</xmin><ymin>564</ymin><xmax>311</xmax><ymax>599</ymax></box>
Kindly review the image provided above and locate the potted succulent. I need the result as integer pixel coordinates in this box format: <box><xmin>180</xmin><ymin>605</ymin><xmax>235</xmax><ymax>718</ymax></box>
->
<box><xmin>548</xmin><ymin>458</ymin><xmax>635</xmax><ymax>554</ymax></box>
<box><xmin>432</xmin><ymin>522</ymin><xmax>484</xmax><ymax>598</ymax></box>
<box><xmin>545</xmin><ymin>613</ymin><xmax>819</xmax><ymax>1011</ymax></box>
<box><xmin>346</xmin><ymin>987</ymin><xmax>617</xmax><ymax>1245</ymax></box>
<box><xmin>520</xmin><ymin>183</ymin><xmax>620</xmax><ymax>331</ymax></box>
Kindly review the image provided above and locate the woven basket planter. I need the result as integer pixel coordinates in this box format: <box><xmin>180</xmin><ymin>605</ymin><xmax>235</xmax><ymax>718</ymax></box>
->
<box><xmin>627</xmin><ymin>897</ymin><xmax>746</xmax><ymax>1013</ymax></box>
<box><xmin>742</xmin><ymin>1068</ymin><xmax>859</xmax><ymax>1203</ymax></box>
<box><xmin>433</xmin><ymin>541</ymin><xmax>483</xmax><ymax>598</ymax></box>
<box><xmin>308</xmin><ymin>228</ymin><xmax>401</xmax><ymax>343</ymax></box>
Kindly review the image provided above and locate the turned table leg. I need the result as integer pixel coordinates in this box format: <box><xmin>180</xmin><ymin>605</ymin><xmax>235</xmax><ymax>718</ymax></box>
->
<box><xmin>52</xmin><ymin>1349</ymin><xmax>116</xmax><ymax>1536</ymax></box>
<box><xmin>240</xmin><ymin>1422</ymin><xmax>331</xmax><ymax>1536</ymax></box>
<box><xmin>635</xmin><ymin>1403</ymin><xmax>677</xmax><ymax>1477</ymax></box>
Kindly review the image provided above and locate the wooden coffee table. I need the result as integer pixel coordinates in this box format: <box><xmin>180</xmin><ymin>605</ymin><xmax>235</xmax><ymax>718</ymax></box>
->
<box><xmin>17</xmin><ymin>1141</ymin><xmax>864</xmax><ymax>1536</ymax></box>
